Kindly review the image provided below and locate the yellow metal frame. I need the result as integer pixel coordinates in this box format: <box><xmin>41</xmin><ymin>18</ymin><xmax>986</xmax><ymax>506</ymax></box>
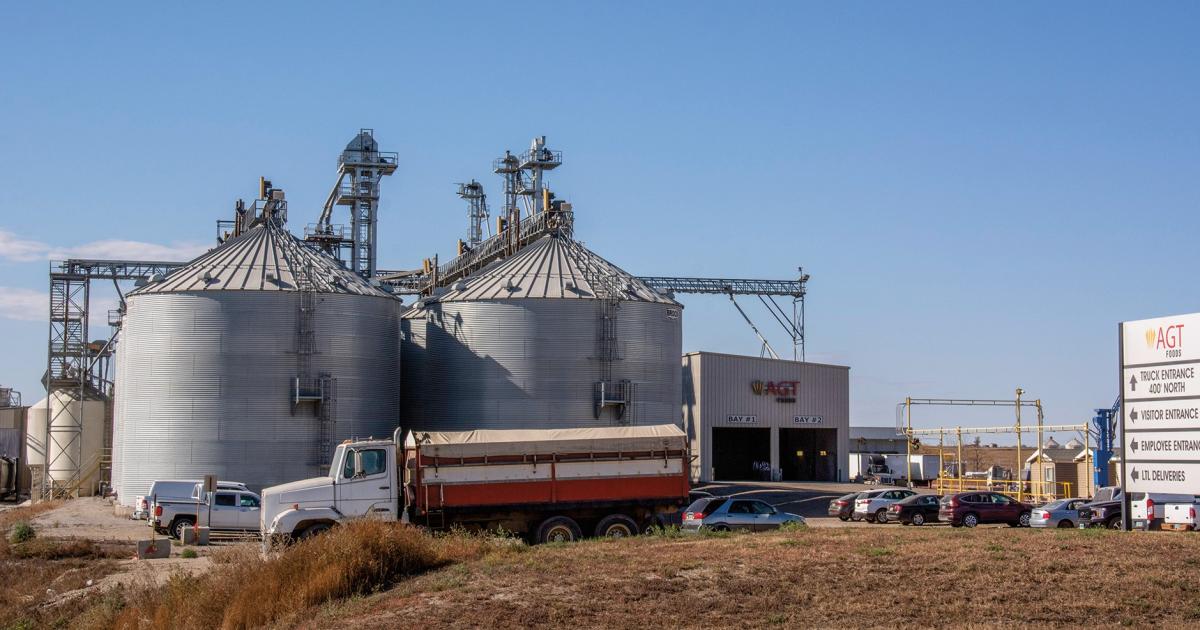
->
<box><xmin>901</xmin><ymin>388</ymin><xmax>1088</xmax><ymax>503</ymax></box>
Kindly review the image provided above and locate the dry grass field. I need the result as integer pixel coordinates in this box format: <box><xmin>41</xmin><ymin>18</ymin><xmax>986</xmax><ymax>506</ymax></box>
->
<box><xmin>310</xmin><ymin>525</ymin><xmax>1200</xmax><ymax>629</ymax></box>
<box><xmin>6</xmin><ymin>509</ymin><xmax>1200</xmax><ymax>629</ymax></box>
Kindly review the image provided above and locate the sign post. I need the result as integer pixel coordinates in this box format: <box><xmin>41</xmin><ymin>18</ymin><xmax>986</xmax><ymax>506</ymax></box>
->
<box><xmin>1120</xmin><ymin>312</ymin><xmax>1200</xmax><ymax>529</ymax></box>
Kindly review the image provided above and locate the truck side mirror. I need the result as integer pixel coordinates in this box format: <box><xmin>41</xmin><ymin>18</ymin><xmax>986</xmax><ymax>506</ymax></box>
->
<box><xmin>353</xmin><ymin>450</ymin><xmax>364</xmax><ymax>478</ymax></box>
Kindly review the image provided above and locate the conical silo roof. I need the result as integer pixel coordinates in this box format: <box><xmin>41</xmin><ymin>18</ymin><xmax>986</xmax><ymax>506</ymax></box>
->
<box><xmin>433</xmin><ymin>234</ymin><xmax>678</xmax><ymax>304</ymax></box>
<box><xmin>130</xmin><ymin>221</ymin><xmax>390</xmax><ymax>297</ymax></box>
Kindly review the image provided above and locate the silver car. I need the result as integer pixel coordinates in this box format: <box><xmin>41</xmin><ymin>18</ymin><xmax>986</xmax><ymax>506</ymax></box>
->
<box><xmin>681</xmin><ymin>496</ymin><xmax>805</xmax><ymax>532</ymax></box>
<box><xmin>1030</xmin><ymin>498</ymin><xmax>1089</xmax><ymax>529</ymax></box>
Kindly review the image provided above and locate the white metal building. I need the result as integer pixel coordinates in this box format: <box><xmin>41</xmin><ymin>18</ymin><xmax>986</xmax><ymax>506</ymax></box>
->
<box><xmin>682</xmin><ymin>352</ymin><xmax>850</xmax><ymax>482</ymax></box>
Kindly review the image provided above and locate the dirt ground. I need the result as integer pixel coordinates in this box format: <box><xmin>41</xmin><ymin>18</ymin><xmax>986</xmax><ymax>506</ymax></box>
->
<box><xmin>1</xmin><ymin>498</ymin><xmax>237</xmax><ymax>627</ymax></box>
<box><xmin>30</xmin><ymin>497</ymin><xmax>152</xmax><ymax>542</ymax></box>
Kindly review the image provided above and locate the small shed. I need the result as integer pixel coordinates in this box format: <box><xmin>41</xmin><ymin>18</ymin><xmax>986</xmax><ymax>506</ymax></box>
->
<box><xmin>1073</xmin><ymin>447</ymin><xmax>1122</xmax><ymax>498</ymax></box>
<box><xmin>1026</xmin><ymin>447</ymin><xmax>1084</xmax><ymax>499</ymax></box>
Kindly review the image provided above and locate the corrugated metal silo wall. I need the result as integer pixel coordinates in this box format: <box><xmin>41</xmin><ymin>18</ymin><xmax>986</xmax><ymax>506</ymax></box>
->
<box><xmin>399</xmin><ymin>311</ymin><xmax>427</xmax><ymax>428</ymax></box>
<box><xmin>417</xmin><ymin>299</ymin><xmax>682</xmax><ymax>431</ymax></box>
<box><xmin>112</xmin><ymin>291</ymin><xmax>399</xmax><ymax>504</ymax></box>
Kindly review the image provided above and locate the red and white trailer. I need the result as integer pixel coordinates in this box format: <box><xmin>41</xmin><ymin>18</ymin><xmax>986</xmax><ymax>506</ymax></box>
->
<box><xmin>404</xmin><ymin>424</ymin><xmax>690</xmax><ymax>542</ymax></box>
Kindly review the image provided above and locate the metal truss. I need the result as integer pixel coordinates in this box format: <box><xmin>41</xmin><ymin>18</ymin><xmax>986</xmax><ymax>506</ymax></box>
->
<box><xmin>43</xmin><ymin>258</ymin><xmax>186</xmax><ymax>498</ymax></box>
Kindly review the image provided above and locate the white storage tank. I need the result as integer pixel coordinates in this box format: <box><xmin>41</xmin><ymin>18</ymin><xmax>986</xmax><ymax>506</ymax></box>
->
<box><xmin>111</xmin><ymin>219</ymin><xmax>401</xmax><ymax>505</ymax></box>
<box><xmin>25</xmin><ymin>391</ymin><xmax>106</xmax><ymax>496</ymax></box>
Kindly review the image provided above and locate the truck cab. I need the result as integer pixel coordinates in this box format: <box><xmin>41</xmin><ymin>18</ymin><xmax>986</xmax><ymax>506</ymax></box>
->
<box><xmin>260</xmin><ymin>432</ymin><xmax>402</xmax><ymax>542</ymax></box>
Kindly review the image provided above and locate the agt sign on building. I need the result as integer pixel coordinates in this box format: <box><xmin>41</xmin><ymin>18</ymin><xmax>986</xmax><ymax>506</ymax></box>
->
<box><xmin>1121</xmin><ymin>312</ymin><xmax>1200</xmax><ymax>494</ymax></box>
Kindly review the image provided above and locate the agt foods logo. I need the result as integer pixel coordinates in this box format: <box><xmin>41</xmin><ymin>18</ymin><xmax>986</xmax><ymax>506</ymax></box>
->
<box><xmin>1145</xmin><ymin>323</ymin><xmax>1185</xmax><ymax>358</ymax></box>
<box><xmin>751</xmin><ymin>380</ymin><xmax>799</xmax><ymax>403</ymax></box>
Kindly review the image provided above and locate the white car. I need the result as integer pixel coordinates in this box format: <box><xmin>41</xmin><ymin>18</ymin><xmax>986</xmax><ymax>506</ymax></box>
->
<box><xmin>854</xmin><ymin>489</ymin><xmax>917</xmax><ymax>523</ymax></box>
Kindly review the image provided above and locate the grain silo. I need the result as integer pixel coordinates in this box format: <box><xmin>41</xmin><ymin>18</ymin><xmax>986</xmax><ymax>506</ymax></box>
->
<box><xmin>408</xmin><ymin>233</ymin><xmax>682</xmax><ymax>431</ymax></box>
<box><xmin>25</xmin><ymin>390</ymin><xmax>106</xmax><ymax>497</ymax></box>
<box><xmin>111</xmin><ymin>212</ymin><xmax>401</xmax><ymax>505</ymax></box>
<box><xmin>399</xmin><ymin>303</ymin><xmax>428</xmax><ymax>425</ymax></box>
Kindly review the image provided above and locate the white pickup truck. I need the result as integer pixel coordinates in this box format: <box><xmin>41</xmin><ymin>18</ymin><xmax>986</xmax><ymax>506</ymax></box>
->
<box><xmin>150</xmin><ymin>489</ymin><xmax>263</xmax><ymax>539</ymax></box>
<box><xmin>1163</xmin><ymin>501</ymin><xmax>1200</xmax><ymax>531</ymax></box>
<box><xmin>1130</xmin><ymin>492</ymin><xmax>1200</xmax><ymax>531</ymax></box>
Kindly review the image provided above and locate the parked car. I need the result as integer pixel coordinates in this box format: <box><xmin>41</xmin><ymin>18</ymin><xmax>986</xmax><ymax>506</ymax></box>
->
<box><xmin>855</xmin><ymin>488</ymin><xmax>918</xmax><ymax>524</ymax></box>
<box><xmin>827</xmin><ymin>492</ymin><xmax>859</xmax><ymax>521</ymax></box>
<box><xmin>1163</xmin><ymin>501</ymin><xmax>1200</xmax><ymax>531</ymax></box>
<box><xmin>681</xmin><ymin>497</ymin><xmax>805</xmax><ymax>533</ymax></box>
<box><xmin>1078</xmin><ymin>486</ymin><xmax>1123</xmax><ymax>529</ymax></box>
<box><xmin>151</xmin><ymin>489</ymin><xmax>263</xmax><ymax>539</ymax></box>
<box><xmin>849</xmin><ymin>488</ymin><xmax>893</xmax><ymax>522</ymax></box>
<box><xmin>1030</xmin><ymin>498</ymin><xmax>1089</xmax><ymax>529</ymax></box>
<box><xmin>886</xmin><ymin>493</ymin><xmax>941</xmax><ymax>525</ymax></box>
<box><xmin>1130</xmin><ymin>492</ymin><xmax>1200</xmax><ymax>531</ymax></box>
<box><xmin>939</xmin><ymin>492</ymin><xmax>1032</xmax><ymax>528</ymax></box>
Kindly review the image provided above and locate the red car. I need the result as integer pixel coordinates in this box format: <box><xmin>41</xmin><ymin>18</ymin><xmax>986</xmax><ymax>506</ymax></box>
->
<box><xmin>938</xmin><ymin>492</ymin><xmax>1032</xmax><ymax>528</ymax></box>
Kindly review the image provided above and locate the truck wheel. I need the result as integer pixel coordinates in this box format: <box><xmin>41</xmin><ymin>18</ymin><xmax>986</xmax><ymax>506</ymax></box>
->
<box><xmin>595</xmin><ymin>514</ymin><xmax>639</xmax><ymax>539</ymax></box>
<box><xmin>536</xmin><ymin>516</ymin><xmax>582</xmax><ymax>544</ymax></box>
<box><xmin>838</xmin><ymin>515</ymin><xmax>850</xmax><ymax>522</ymax></box>
<box><xmin>171</xmin><ymin>517</ymin><xmax>195</xmax><ymax>540</ymax></box>
<box><xmin>298</xmin><ymin>523</ymin><xmax>332</xmax><ymax>540</ymax></box>
<box><xmin>1105</xmin><ymin>516</ymin><xmax>1122</xmax><ymax>530</ymax></box>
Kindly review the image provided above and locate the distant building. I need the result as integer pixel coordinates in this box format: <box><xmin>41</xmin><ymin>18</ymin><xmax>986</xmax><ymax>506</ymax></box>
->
<box><xmin>850</xmin><ymin>426</ymin><xmax>906</xmax><ymax>454</ymax></box>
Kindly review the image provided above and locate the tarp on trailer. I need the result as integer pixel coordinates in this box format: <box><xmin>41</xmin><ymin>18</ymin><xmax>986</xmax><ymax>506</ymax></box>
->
<box><xmin>406</xmin><ymin>424</ymin><xmax>687</xmax><ymax>459</ymax></box>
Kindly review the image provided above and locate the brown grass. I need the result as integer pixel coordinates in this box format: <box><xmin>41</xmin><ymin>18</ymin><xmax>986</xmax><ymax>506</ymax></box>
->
<box><xmin>81</xmin><ymin>520</ymin><xmax>514</xmax><ymax>630</ymax></box>
<box><xmin>311</xmin><ymin>526</ymin><xmax>1200</xmax><ymax>629</ymax></box>
<box><xmin>0</xmin><ymin>502</ymin><xmax>128</xmax><ymax>629</ymax></box>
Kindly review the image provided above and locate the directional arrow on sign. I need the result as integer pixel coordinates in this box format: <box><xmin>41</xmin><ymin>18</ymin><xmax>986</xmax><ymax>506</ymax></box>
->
<box><xmin>1130</xmin><ymin>439</ymin><xmax>1138</xmax><ymax>453</ymax></box>
<box><xmin>1129</xmin><ymin>407</ymin><xmax>1137</xmax><ymax>423</ymax></box>
<box><xmin>1129</xmin><ymin>374</ymin><xmax>1138</xmax><ymax>391</ymax></box>
<box><xmin>1131</xmin><ymin>468</ymin><xmax>1139</xmax><ymax>481</ymax></box>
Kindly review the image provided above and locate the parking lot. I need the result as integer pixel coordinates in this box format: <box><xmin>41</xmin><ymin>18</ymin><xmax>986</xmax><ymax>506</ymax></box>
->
<box><xmin>688</xmin><ymin>481</ymin><xmax>1046</xmax><ymax>528</ymax></box>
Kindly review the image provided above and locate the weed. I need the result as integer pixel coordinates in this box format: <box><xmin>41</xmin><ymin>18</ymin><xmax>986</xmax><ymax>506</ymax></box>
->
<box><xmin>644</xmin><ymin>524</ymin><xmax>685</xmax><ymax>538</ymax></box>
<box><xmin>99</xmin><ymin>520</ymin><xmax>495</xmax><ymax>629</ymax></box>
<box><xmin>180</xmin><ymin>548</ymin><xmax>198</xmax><ymax>559</ymax></box>
<box><xmin>778</xmin><ymin>520</ymin><xmax>807</xmax><ymax>533</ymax></box>
<box><xmin>8</xmin><ymin>521</ymin><xmax>35</xmax><ymax>544</ymax></box>
<box><xmin>862</xmin><ymin>547</ymin><xmax>892</xmax><ymax>558</ymax></box>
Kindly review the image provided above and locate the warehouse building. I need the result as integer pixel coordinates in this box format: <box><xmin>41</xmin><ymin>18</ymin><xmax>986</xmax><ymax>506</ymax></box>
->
<box><xmin>682</xmin><ymin>352</ymin><xmax>849</xmax><ymax>482</ymax></box>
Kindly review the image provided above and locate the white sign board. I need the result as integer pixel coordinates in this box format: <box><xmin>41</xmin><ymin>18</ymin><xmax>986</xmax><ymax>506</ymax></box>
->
<box><xmin>1122</xmin><ymin>365</ymin><xmax>1200</xmax><ymax>400</ymax></box>
<box><xmin>1125</xmin><ymin>399</ymin><xmax>1200</xmax><ymax>430</ymax></box>
<box><xmin>1127</xmin><ymin>432</ymin><xmax>1200</xmax><ymax>462</ymax></box>
<box><xmin>793</xmin><ymin>416</ymin><xmax>823</xmax><ymax>425</ymax></box>
<box><xmin>1125</xmin><ymin>462</ymin><xmax>1200</xmax><ymax>493</ymax></box>
<box><xmin>1122</xmin><ymin>313</ymin><xmax>1200</xmax><ymax>365</ymax></box>
<box><xmin>1122</xmin><ymin>312</ymin><xmax>1200</xmax><ymax>494</ymax></box>
<box><xmin>726</xmin><ymin>415</ymin><xmax>758</xmax><ymax>424</ymax></box>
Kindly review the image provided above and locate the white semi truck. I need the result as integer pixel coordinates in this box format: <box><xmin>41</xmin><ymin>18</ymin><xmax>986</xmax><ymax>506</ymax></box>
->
<box><xmin>260</xmin><ymin>424</ymin><xmax>691</xmax><ymax>544</ymax></box>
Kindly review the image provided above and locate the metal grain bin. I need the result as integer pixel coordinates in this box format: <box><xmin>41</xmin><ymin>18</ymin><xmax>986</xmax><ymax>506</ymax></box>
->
<box><xmin>111</xmin><ymin>221</ymin><xmax>400</xmax><ymax>504</ymax></box>
<box><xmin>399</xmin><ymin>303</ymin><xmax>428</xmax><ymax>426</ymax></box>
<box><xmin>410</xmin><ymin>234</ymin><xmax>682</xmax><ymax>431</ymax></box>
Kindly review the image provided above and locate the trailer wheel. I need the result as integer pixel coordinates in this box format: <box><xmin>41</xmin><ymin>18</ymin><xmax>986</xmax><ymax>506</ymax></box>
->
<box><xmin>595</xmin><ymin>514</ymin><xmax>639</xmax><ymax>539</ymax></box>
<box><xmin>536</xmin><ymin>516</ymin><xmax>582</xmax><ymax>544</ymax></box>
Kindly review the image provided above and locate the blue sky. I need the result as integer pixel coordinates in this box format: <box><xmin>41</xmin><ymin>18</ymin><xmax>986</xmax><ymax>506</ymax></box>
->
<box><xmin>1</xmin><ymin>3</ymin><xmax>1197</xmax><ymax>437</ymax></box>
